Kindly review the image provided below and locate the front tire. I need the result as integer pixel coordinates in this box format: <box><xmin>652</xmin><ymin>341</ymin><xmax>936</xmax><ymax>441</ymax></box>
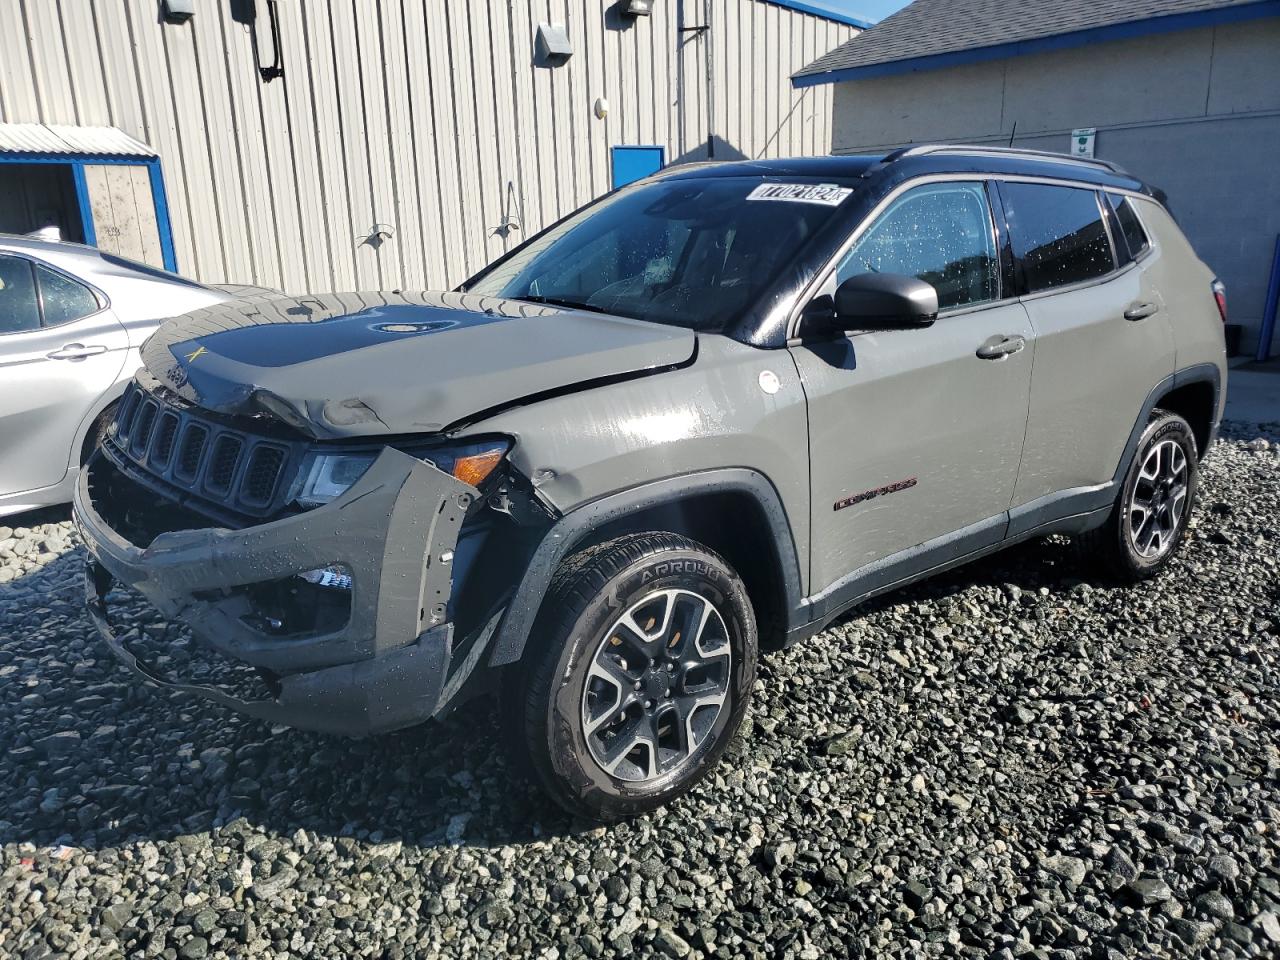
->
<box><xmin>1076</xmin><ymin>409</ymin><xmax>1198</xmax><ymax>582</ymax></box>
<box><xmin>503</xmin><ymin>532</ymin><xmax>757</xmax><ymax>821</ymax></box>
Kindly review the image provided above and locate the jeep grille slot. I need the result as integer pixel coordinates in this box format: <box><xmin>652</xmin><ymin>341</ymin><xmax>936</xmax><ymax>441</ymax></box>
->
<box><xmin>115</xmin><ymin>383</ymin><xmax>141</xmax><ymax>443</ymax></box>
<box><xmin>150</xmin><ymin>413</ymin><xmax>180</xmax><ymax>468</ymax></box>
<box><xmin>175</xmin><ymin>423</ymin><xmax>209</xmax><ymax>481</ymax></box>
<box><xmin>205</xmin><ymin>435</ymin><xmax>243</xmax><ymax>496</ymax></box>
<box><xmin>240</xmin><ymin>444</ymin><xmax>287</xmax><ymax>507</ymax></box>
<box><xmin>130</xmin><ymin>400</ymin><xmax>159</xmax><ymax>459</ymax></box>
<box><xmin>103</xmin><ymin>380</ymin><xmax>304</xmax><ymax>520</ymax></box>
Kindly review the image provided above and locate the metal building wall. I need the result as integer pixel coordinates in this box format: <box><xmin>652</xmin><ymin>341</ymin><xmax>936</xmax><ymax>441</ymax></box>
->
<box><xmin>0</xmin><ymin>1</ymin><xmax>856</xmax><ymax>294</ymax></box>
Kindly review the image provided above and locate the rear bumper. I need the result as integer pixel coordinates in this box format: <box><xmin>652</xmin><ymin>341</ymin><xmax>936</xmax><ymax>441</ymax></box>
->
<box><xmin>74</xmin><ymin>446</ymin><xmax>481</xmax><ymax>735</ymax></box>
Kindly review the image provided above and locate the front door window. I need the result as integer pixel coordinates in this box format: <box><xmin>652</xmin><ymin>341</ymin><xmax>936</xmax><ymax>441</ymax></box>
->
<box><xmin>837</xmin><ymin>181</ymin><xmax>999</xmax><ymax>311</ymax></box>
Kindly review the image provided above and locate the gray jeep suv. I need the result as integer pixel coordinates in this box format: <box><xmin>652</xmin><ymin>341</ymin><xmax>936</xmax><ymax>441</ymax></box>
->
<box><xmin>74</xmin><ymin>146</ymin><xmax>1228</xmax><ymax>820</ymax></box>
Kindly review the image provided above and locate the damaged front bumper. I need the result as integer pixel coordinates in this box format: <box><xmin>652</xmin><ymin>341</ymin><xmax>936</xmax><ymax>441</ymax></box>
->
<box><xmin>74</xmin><ymin>446</ymin><xmax>494</xmax><ymax>736</ymax></box>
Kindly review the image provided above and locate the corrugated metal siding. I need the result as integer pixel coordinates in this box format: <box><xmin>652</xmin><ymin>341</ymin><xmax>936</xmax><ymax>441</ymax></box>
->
<box><xmin>0</xmin><ymin>0</ymin><xmax>857</xmax><ymax>293</ymax></box>
<box><xmin>0</xmin><ymin>123</ymin><xmax>155</xmax><ymax>156</ymax></box>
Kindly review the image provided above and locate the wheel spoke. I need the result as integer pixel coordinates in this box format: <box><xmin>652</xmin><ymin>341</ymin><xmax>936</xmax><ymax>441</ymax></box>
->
<box><xmin>1139</xmin><ymin>450</ymin><xmax>1160</xmax><ymax>483</ymax></box>
<box><xmin>1135</xmin><ymin>512</ymin><xmax>1159</xmax><ymax>555</ymax></box>
<box><xmin>617</xmin><ymin>591</ymin><xmax>677</xmax><ymax>658</ymax></box>
<box><xmin>599</xmin><ymin>716</ymin><xmax>658</xmax><ymax>779</ymax></box>
<box><xmin>677</xmin><ymin>691</ymin><xmax>726</xmax><ymax>754</ymax></box>
<box><xmin>588</xmin><ymin>651</ymin><xmax>634</xmax><ymax>690</ymax></box>
<box><xmin>584</xmin><ymin>696</ymin><xmax>627</xmax><ymax>736</ymax></box>
<box><xmin>662</xmin><ymin>593</ymin><xmax>706</xmax><ymax>660</ymax></box>
<box><xmin>692</xmin><ymin>599</ymin><xmax>730</xmax><ymax>660</ymax></box>
<box><xmin>1129</xmin><ymin>503</ymin><xmax>1150</xmax><ymax>531</ymax></box>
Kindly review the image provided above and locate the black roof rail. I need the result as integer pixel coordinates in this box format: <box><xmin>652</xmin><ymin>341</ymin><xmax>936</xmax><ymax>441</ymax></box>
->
<box><xmin>863</xmin><ymin>143</ymin><xmax>1128</xmax><ymax>177</ymax></box>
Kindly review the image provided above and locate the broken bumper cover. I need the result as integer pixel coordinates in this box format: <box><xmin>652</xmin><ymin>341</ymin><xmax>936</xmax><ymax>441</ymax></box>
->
<box><xmin>74</xmin><ymin>446</ymin><xmax>478</xmax><ymax>736</ymax></box>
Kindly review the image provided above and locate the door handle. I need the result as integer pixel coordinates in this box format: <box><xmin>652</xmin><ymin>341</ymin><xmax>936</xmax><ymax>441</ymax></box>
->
<box><xmin>1124</xmin><ymin>302</ymin><xmax>1158</xmax><ymax>321</ymax></box>
<box><xmin>47</xmin><ymin>343</ymin><xmax>108</xmax><ymax>361</ymax></box>
<box><xmin>975</xmin><ymin>334</ymin><xmax>1026</xmax><ymax>360</ymax></box>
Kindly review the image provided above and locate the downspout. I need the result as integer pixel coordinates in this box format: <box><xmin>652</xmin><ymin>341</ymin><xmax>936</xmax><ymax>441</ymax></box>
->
<box><xmin>704</xmin><ymin>0</ymin><xmax>715</xmax><ymax>159</ymax></box>
<box><xmin>1256</xmin><ymin>234</ymin><xmax>1280</xmax><ymax>362</ymax></box>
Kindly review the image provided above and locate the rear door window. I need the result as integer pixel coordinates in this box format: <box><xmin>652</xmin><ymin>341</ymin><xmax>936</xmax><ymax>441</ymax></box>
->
<box><xmin>836</xmin><ymin>181</ymin><xmax>999</xmax><ymax>311</ymax></box>
<box><xmin>0</xmin><ymin>256</ymin><xmax>41</xmax><ymax>335</ymax></box>
<box><xmin>1001</xmin><ymin>182</ymin><xmax>1115</xmax><ymax>293</ymax></box>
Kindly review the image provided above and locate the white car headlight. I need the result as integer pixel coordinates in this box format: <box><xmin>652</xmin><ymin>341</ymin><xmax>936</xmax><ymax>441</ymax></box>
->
<box><xmin>288</xmin><ymin>439</ymin><xmax>510</xmax><ymax>510</ymax></box>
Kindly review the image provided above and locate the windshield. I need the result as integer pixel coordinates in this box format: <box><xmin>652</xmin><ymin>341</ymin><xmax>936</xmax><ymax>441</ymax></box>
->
<box><xmin>465</xmin><ymin>177</ymin><xmax>853</xmax><ymax>332</ymax></box>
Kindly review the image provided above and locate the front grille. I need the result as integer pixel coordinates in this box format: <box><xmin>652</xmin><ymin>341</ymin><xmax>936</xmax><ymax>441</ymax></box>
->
<box><xmin>109</xmin><ymin>381</ymin><xmax>302</xmax><ymax>520</ymax></box>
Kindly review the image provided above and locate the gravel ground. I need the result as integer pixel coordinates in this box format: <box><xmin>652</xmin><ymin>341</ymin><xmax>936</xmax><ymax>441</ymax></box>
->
<box><xmin>2</xmin><ymin>426</ymin><xmax>1278</xmax><ymax>960</ymax></box>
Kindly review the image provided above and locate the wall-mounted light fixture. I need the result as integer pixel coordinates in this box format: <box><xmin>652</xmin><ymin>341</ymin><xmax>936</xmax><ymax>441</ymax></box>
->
<box><xmin>622</xmin><ymin>0</ymin><xmax>653</xmax><ymax>16</ymax></box>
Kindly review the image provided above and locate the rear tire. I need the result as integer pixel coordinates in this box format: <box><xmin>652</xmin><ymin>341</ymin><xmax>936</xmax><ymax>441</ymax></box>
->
<box><xmin>502</xmin><ymin>532</ymin><xmax>757</xmax><ymax>821</ymax></box>
<box><xmin>1075</xmin><ymin>409</ymin><xmax>1198</xmax><ymax>582</ymax></box>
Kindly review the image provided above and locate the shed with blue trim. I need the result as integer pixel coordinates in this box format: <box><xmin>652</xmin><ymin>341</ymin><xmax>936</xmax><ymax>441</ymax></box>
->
<box><xmin>0</xmin><ymin>123</ymin><xmax>177</xmax><ymax>272</ymax></box>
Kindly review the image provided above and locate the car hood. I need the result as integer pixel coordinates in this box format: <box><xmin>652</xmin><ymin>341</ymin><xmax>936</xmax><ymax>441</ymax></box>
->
<box><xmin>139</xmin><ymin>291</ymin><xmax>696</xmax><ymax>438</ymax></box>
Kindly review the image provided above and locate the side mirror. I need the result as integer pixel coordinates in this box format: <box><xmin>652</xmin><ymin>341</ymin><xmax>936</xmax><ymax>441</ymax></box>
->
<box><xmin>830</xmin><ymin>273</ymin><xmax>938</xmax><ymax>332</ymax></box>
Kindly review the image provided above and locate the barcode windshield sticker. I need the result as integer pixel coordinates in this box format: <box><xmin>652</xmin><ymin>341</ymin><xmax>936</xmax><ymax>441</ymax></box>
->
<box><xmin>746</xmin><ymin>182</ymin><xmax>853</xmax><ymax>206</ymax></box>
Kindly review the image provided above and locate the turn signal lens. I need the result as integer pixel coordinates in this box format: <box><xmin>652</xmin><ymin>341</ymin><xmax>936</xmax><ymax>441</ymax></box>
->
<box><xmin>1211</xmin><ymin>279</ymin><xmax>1228</xmax><ymax>324</ymax></box>
<box><xmin>413</xmin><ymin>438</ymin><xmax>511</xmax><ymax>488</ymax></box>
<box><xmin>451</xmin><ymin>448</ymin><xmax>505</xmax><ymax>486</ymax></box>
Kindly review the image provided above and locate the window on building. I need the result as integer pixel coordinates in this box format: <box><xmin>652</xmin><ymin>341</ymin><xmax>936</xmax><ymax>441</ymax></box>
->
<box><xmin>1002</xmin><ymin>182</ymin><xmax>1115</xmax><ymax>292</ymax></box>
<box><xmin>1107</xmin><ymin>193</ymin><xmax>1151</xmax><ymax>261</ymax></box>
<box><xmin>0</xmin><ymin>256</ymin><xmax>41</xmax><ymax>335</ymax></box>
<box><xmin>36</xmin><ymin>265</ymin><xmax>99</xmax><ymax>326</ymax></box>
<box><xmin>836</xmin><ymin>181</ymin><xmax>999</xmax><ymax>311</ymax></box>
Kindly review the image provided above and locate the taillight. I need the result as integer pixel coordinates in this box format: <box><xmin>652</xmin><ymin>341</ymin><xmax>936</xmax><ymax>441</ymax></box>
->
<box><xmin>1211</xmin><ymin>279</ymin><xmax>1227</xmax><ymax>323</ymax></box>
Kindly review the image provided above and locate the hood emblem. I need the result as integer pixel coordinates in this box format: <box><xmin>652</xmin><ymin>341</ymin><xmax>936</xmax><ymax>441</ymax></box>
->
<box><xmin>184</xmin><ymin>345</ymin><xmax>208</xmax><ymax>363</ymax></box>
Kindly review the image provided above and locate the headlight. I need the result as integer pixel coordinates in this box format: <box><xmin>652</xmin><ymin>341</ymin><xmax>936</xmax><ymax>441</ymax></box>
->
<box><xmin>289</xmin><ymin>451</ymin><xmax>378</xmax><ymax>509</ymax></box>
<box><xmin>289</xmin><ymin>439</ymin><xmax>511</xmax><ymax>509</ymax></box>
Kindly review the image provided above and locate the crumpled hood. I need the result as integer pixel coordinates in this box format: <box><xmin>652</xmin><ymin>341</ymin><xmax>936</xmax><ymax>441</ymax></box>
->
<box><xmin>140</xmin><ymin>291</ymin><xmax>696</xmax><ymax>438</ymax></box>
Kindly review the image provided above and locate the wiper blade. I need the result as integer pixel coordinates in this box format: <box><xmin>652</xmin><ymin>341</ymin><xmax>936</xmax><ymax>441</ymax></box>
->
<box><xmin>515</xmin><ymin>295</ymin><xmax>612</xmax><ymax>315</ymax></box>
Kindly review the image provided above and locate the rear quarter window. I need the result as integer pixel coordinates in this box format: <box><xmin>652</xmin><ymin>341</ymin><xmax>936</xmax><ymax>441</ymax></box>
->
<box><xmin>1001</xmin><ymin>182</ymin><xmax>1115</xmax><ymax>293</ymax></box>
<box><xmin>36</xmin><ymin>264</ymin><xmax>100</xmax><ymax>326</ymax></box>
<box><xmin>1107</xmin><ymin>193</ymin><xmax>1151</xmax><ymax>260</ymax></box>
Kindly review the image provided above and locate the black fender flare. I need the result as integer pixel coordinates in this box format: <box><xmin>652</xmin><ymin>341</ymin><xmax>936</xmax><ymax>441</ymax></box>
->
<box><xmin>1113</xmin><ymin>362</ymin><xmax>1222</xmax><ymax>482</ymax></box>
<box><xmin>487</xmin><ymin>468</ymin><xmax>805</xmax><ymax>666</ymax></box>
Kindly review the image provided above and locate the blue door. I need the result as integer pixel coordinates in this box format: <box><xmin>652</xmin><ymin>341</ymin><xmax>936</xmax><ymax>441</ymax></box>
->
<box><xmin>611</xmin><ymin>146</ymin><xmax>665</xmax><ymax>189</ymax></box>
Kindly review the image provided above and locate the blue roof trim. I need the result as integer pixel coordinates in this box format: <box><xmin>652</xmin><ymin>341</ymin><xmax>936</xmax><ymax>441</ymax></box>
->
<box><xmin>763</xmin><ymin>0</ymin><xmax>873</xmax><ymax>30</ymax></box>
<box><xmin>793</xmin><ymin>0</ymin><xmax>1280</xmax><ymax>87</ymax></box>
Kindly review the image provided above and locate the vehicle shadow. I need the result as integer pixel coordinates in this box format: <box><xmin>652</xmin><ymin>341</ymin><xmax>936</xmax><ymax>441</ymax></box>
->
<box><xmin>1</xmin><ymin>548</ymin><xmax>583</xmax><ymax>855</ymax></box>
<box><xmin>0</xmin><ymin>521</ymin><xmax>1178</xmax><ymax>856</ymax></box>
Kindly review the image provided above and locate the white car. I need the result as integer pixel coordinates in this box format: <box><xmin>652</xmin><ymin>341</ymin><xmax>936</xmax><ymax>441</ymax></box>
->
<box><xmin>0</xmin><ymin>235</ymin><xmax>256</xmax><ymax>518</ymax></box>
